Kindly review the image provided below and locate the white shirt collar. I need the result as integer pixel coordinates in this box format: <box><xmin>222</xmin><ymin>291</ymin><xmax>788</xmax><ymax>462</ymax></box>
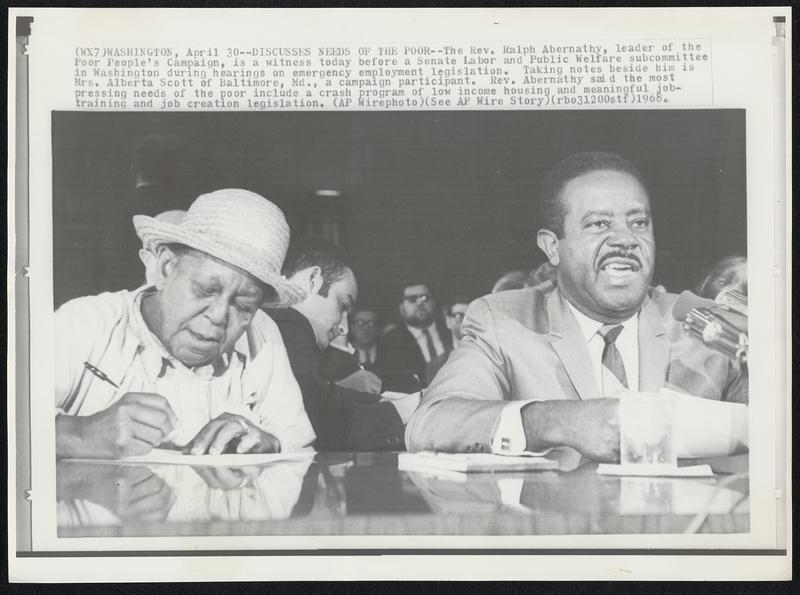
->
<box><xmin>564</xmin><ymin>299</ymin><xmax>638</xmax><ymax>343</ymax></box>
<box><xmin>405</xmin><ymin>322</ymin><xmax>437</xmax><ymax>338</ymax></box>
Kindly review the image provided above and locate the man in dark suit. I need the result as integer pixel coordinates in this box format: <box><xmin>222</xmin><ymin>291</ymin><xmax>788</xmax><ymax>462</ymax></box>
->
<box><xmin>349</xmin><ymin>307</ymin><xmax>382</xmax><ymax>369</ymax></box>
<box><xmin>406</xmin><ymin>152</ymin><xmax>748</xmax><ymax>461</ymax></box>
<box><xmin>376</xmin><ymin>283</ymin><xmax>453</xmax><ymax>391</ymax></box>
<box><xmin>318</xmin><ymin>307</ymin><xmax>381</xmax><ymax>382</ymax></box>
<box><xmin>263</xmin><ymin>239</ymin><xmax>415</xmax><ymax>451</ymax></box>
<box><xmin>425</xmin><ymin>299</ymin><xmax>470</xmax><ymax>385</ymax></box>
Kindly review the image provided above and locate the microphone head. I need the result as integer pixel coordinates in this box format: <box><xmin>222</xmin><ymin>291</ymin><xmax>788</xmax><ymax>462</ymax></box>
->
<box><xmin>672</xmin><ymin>291</ymin><xmax>718</xmax><ymax>322</ymax></box>
<box><xmin>716</xmin><ymin>287</ymin><xmax>748</xmax><ymax>316</ymax></box>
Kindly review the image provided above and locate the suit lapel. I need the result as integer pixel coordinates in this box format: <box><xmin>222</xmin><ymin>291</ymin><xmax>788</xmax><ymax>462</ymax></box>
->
<box><xmin>637</xmin><ymin>296</ymin><xmax>670</xmax><ymax>393</ymax></box>
<box><xmin>545</xmin><ymin>288</ymin><xmax>600</xmax><ymax>400</ymax></box>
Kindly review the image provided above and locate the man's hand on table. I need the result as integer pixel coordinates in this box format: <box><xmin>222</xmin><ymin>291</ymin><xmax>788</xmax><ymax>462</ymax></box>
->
<box><xmin>335</xmin><ymin>369</ymin><xmax>383</xmax><ymax>394</ymax></box>
<box><xmin>522</xmin><ymin>399</ymin><xmax>620</xmax><ymax>463</ymax></box>
<box><xmin>56</xmin><ymin>392</ymin><xmax>177</xmax><ymax>459</ymax></box>
<box><xmin>182</xmin><ymin>412</ymin><xmax>280</xmax><ymax>455</ymax></box>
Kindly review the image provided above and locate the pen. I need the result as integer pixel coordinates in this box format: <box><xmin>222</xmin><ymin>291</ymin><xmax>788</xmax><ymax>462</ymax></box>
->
<box><xmin>84</xmin><ymin>361</ymin><xmax>181</xmax><ymax>450</ymax></box>
<box><xmin>83</xmin><ymin>361</ymin><xmax>119</xmax><ymax>389</ymax></box>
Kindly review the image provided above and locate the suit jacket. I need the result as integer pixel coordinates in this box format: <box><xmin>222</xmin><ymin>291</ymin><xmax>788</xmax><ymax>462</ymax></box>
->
<box><xmin>424</xmin><ymin>349</ymin><xmax>453</xmax><ymax>387</ymax></box>
<box><xmin>376</xmin><ymin>320</ymin><xmax>453</xmax><ymax>390</ymax></box>
<box><xmin>318</xmin><ymin>345</ymin><xmax>362</xmax><ymax>382</ymax></box>
<box><xmin>265</xmin><ymin>307</ymin><xmax>406</xmax><ymax>452</ymax></box>
<box><xmin>405</xmin><ymin>282</ymin><xmax>747</xmax><ymax>453</ymax></box>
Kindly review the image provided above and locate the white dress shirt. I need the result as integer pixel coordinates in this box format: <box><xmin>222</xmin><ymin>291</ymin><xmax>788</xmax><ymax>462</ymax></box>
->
<box><xmin>491</xmin><ymin>301</ymin><xmax>639</xmax><ymax>455</ymax></box>
<box><xmin>405</xmin><ymin>322</ymin><xmax>445</xmax><ymax>363</ymax></box>
<box><xmin>55</xmin><ymin>288</ymin><xmax>315</xmax><ymax>451</ymax></box>
<box><xmin>357</xmin><ymin>345</ymin><xmax>377</xmax><ymax>365</ymax></box>
<box><xmin>565</xmin><ymin>301</ymin><xmax>639</xmax><ymax>396</ymax></box>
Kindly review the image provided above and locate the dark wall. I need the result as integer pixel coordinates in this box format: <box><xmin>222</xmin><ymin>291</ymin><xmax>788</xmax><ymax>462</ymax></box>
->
<box><xmin>52</xmin><ymin>110</ymin><xmax>746</xmax><ymax>321</ymax></box>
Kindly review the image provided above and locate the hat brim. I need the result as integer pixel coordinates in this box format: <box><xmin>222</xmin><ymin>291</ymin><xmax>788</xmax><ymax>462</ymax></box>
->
<box><xmin>133</xmin><ymin>215</ymin><xmax>305</xmax><ymax>308</ymax></box>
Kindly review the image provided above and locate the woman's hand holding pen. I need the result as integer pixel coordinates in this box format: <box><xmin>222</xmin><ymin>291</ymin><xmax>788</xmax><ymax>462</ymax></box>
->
<box><xmin>55</xmin><ymin>392</ymin><xmax>178</xmax><ymax>459</ymax></box>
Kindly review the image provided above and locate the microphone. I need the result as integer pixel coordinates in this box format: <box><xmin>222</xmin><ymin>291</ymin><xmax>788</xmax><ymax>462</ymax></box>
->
<box><xmin>716</xmin><ymin>287</ymin><xmax>748</xmax><ymax>317</ymax></box>
<box><xmin>672</xmin><ymin>290</ymin><xmax>748</xmax><ymax>363</ymax></box>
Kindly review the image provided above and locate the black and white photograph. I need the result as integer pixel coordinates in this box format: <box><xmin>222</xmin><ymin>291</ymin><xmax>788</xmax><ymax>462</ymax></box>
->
<box><xmin>49</xmin><ymin>109</ymin><xmax>750</xmax><ymax>537</ymax></box>
<box><xmin>8</xmin><ymin>6</ymin><xmax>790</xmax><ymax>583</ymax></box>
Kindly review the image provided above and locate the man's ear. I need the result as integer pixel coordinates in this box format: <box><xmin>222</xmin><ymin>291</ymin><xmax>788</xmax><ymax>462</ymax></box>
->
<box><xmin>139</xmin><ymin>249</ymin><xmax>158</xmax><ymax>287</ymax></box>
<box><xmin>308</xmin><ymin>266</ymin><xmax>324</xmax><ymax>295</ymax></box>
<box><xmin>536</xmin><ymin>229</ymin><xmax>560</xmax><ymax>266</ymax></box>
<box><xmin>138</xmin><ymin>248</ymin><xmax>151</xmax><ymax>269</ymax></box>
<box><xmin>291</xmin><ymin>266</ymin><xmax>323</xmax><ymax>296</ymax></box>
<box><xmin>153</xmin><ymin>245</ymin><xmax>181</xmax><ymax>289</ymax></box>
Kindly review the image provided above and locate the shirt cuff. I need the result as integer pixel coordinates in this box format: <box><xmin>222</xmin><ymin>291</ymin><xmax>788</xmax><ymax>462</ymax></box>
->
<box><xmin>387</xmin><ymin>392</ymin><xmax>421</xmax><ymax>425</ymax></box>
<box><xmin>491</xmin><ymin>400</ymin><xmax>552</xmax><ymax>456</ymax></box>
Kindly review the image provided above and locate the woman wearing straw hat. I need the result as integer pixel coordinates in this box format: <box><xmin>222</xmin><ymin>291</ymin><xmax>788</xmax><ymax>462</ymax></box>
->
<box><xmin>54</xmin><ymin>189</ymin><xmax>315</xmax><ymax>459</ymax></box>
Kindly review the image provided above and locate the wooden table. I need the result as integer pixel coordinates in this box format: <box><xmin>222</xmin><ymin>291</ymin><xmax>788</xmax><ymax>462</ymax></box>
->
<box><xmin>56</xmin><ymin>450</ymin><xmax>749</xmax><ymax>538</ymax></box>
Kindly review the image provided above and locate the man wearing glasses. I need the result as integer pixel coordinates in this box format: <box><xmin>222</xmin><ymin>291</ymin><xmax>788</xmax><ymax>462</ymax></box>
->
<box><xmin>350</xmin><ymin>308</ymin><xmax>382</xmax><ymax>369</ymax></box>
<box><xmin>377</xmin><ymin>283</ymin><xmax>452</xmax><ymax>390</ymax></box>
<box><xmin>318</xmin><ymin>307</ymin><xmax>381</xmax><ymax>383</ymax></box>
<box><xmin>444</xmin><ymin>300</ymin><xmax>469</xmax><ymax>348</ymax></box>
<box><xmin>425</xmin><ymin>299</ymin><xmax>471</xmax><ymax>384</ymax></box>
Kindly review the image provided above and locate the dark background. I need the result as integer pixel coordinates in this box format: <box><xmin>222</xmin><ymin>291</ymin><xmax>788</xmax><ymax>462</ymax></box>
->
<box><xmin>52</xmin><ymin>110</ymin><xmax>746</xmax><ymax>321</ymax></box>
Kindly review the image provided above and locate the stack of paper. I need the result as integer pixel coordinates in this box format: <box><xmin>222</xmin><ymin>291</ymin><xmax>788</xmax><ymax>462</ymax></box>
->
<box><xmin>398</xmin><ymin>451</ymin><xmax>559</xmax><ymax>474</ymax></box>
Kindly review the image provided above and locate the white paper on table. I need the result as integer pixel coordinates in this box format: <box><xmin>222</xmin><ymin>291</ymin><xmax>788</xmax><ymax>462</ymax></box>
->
<box><xmin>63</xmin><ymin>447</ymin><xmax>316</xmax><ymax>467</ymax></box>
<box><xmin>662</xmin><ymin>388</ymin><xmax>749</xmax><ymax>458</ymax></box>
<box><xmin>597</xmin><ymin>463</ymin><xmax>714</xmax><ymax>477</ymax></box>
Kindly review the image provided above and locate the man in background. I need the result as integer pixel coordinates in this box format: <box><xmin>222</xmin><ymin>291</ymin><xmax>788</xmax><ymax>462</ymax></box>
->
<box><xmin>350</xmin><ymin>307</ymin><xmax>382</xmax><ymax>369</ymax></box>
<box><xmin>697</xmin><ymin>255</ymin><xmax>747</xmax><ymax>300</ymax></box>
<box><xmin>377</xmin><ymin>283</ymin><xmax>452</xmax><ymax>390</ymax></box>
<box><xmin>425</xmin><ymin>299</ymin><xmax>470</xmax><ymax>383</ymax></box>
<box><xmin>318</xmin><ymin>306</ymin><xmax>382</xmax><ymax>382</ymax></box>
<box><xmin>260</xmin><ymin>239</ymin><xmax>416</xmax><ymax>451</ymax></box>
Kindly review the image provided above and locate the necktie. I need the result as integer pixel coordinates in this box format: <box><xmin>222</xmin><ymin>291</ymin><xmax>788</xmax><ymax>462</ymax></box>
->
<box><xmin>598</xmin><ymin>324</ymin><xmax>628</xmax><ymax>396</ymax></box>
<box><xmin>358</xmin><ymin>348</ymin><xmax>372</xmax><ymax>365</ymax></box>
<box><xmin>421</xmin><ymin>327</ymin><xmax>438</xmax><ymax>362</ymax></box>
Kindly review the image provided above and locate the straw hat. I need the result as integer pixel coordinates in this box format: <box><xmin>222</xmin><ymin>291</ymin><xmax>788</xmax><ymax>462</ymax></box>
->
<box><xmin>133</xmin><ymin>189</ymin><xmax>305</xmax><ymax>307</ymax></box>
<box><xmin>140</xmin><ymin>210</ymin><xmax>187</xmax><ymax>252</ymax></box>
